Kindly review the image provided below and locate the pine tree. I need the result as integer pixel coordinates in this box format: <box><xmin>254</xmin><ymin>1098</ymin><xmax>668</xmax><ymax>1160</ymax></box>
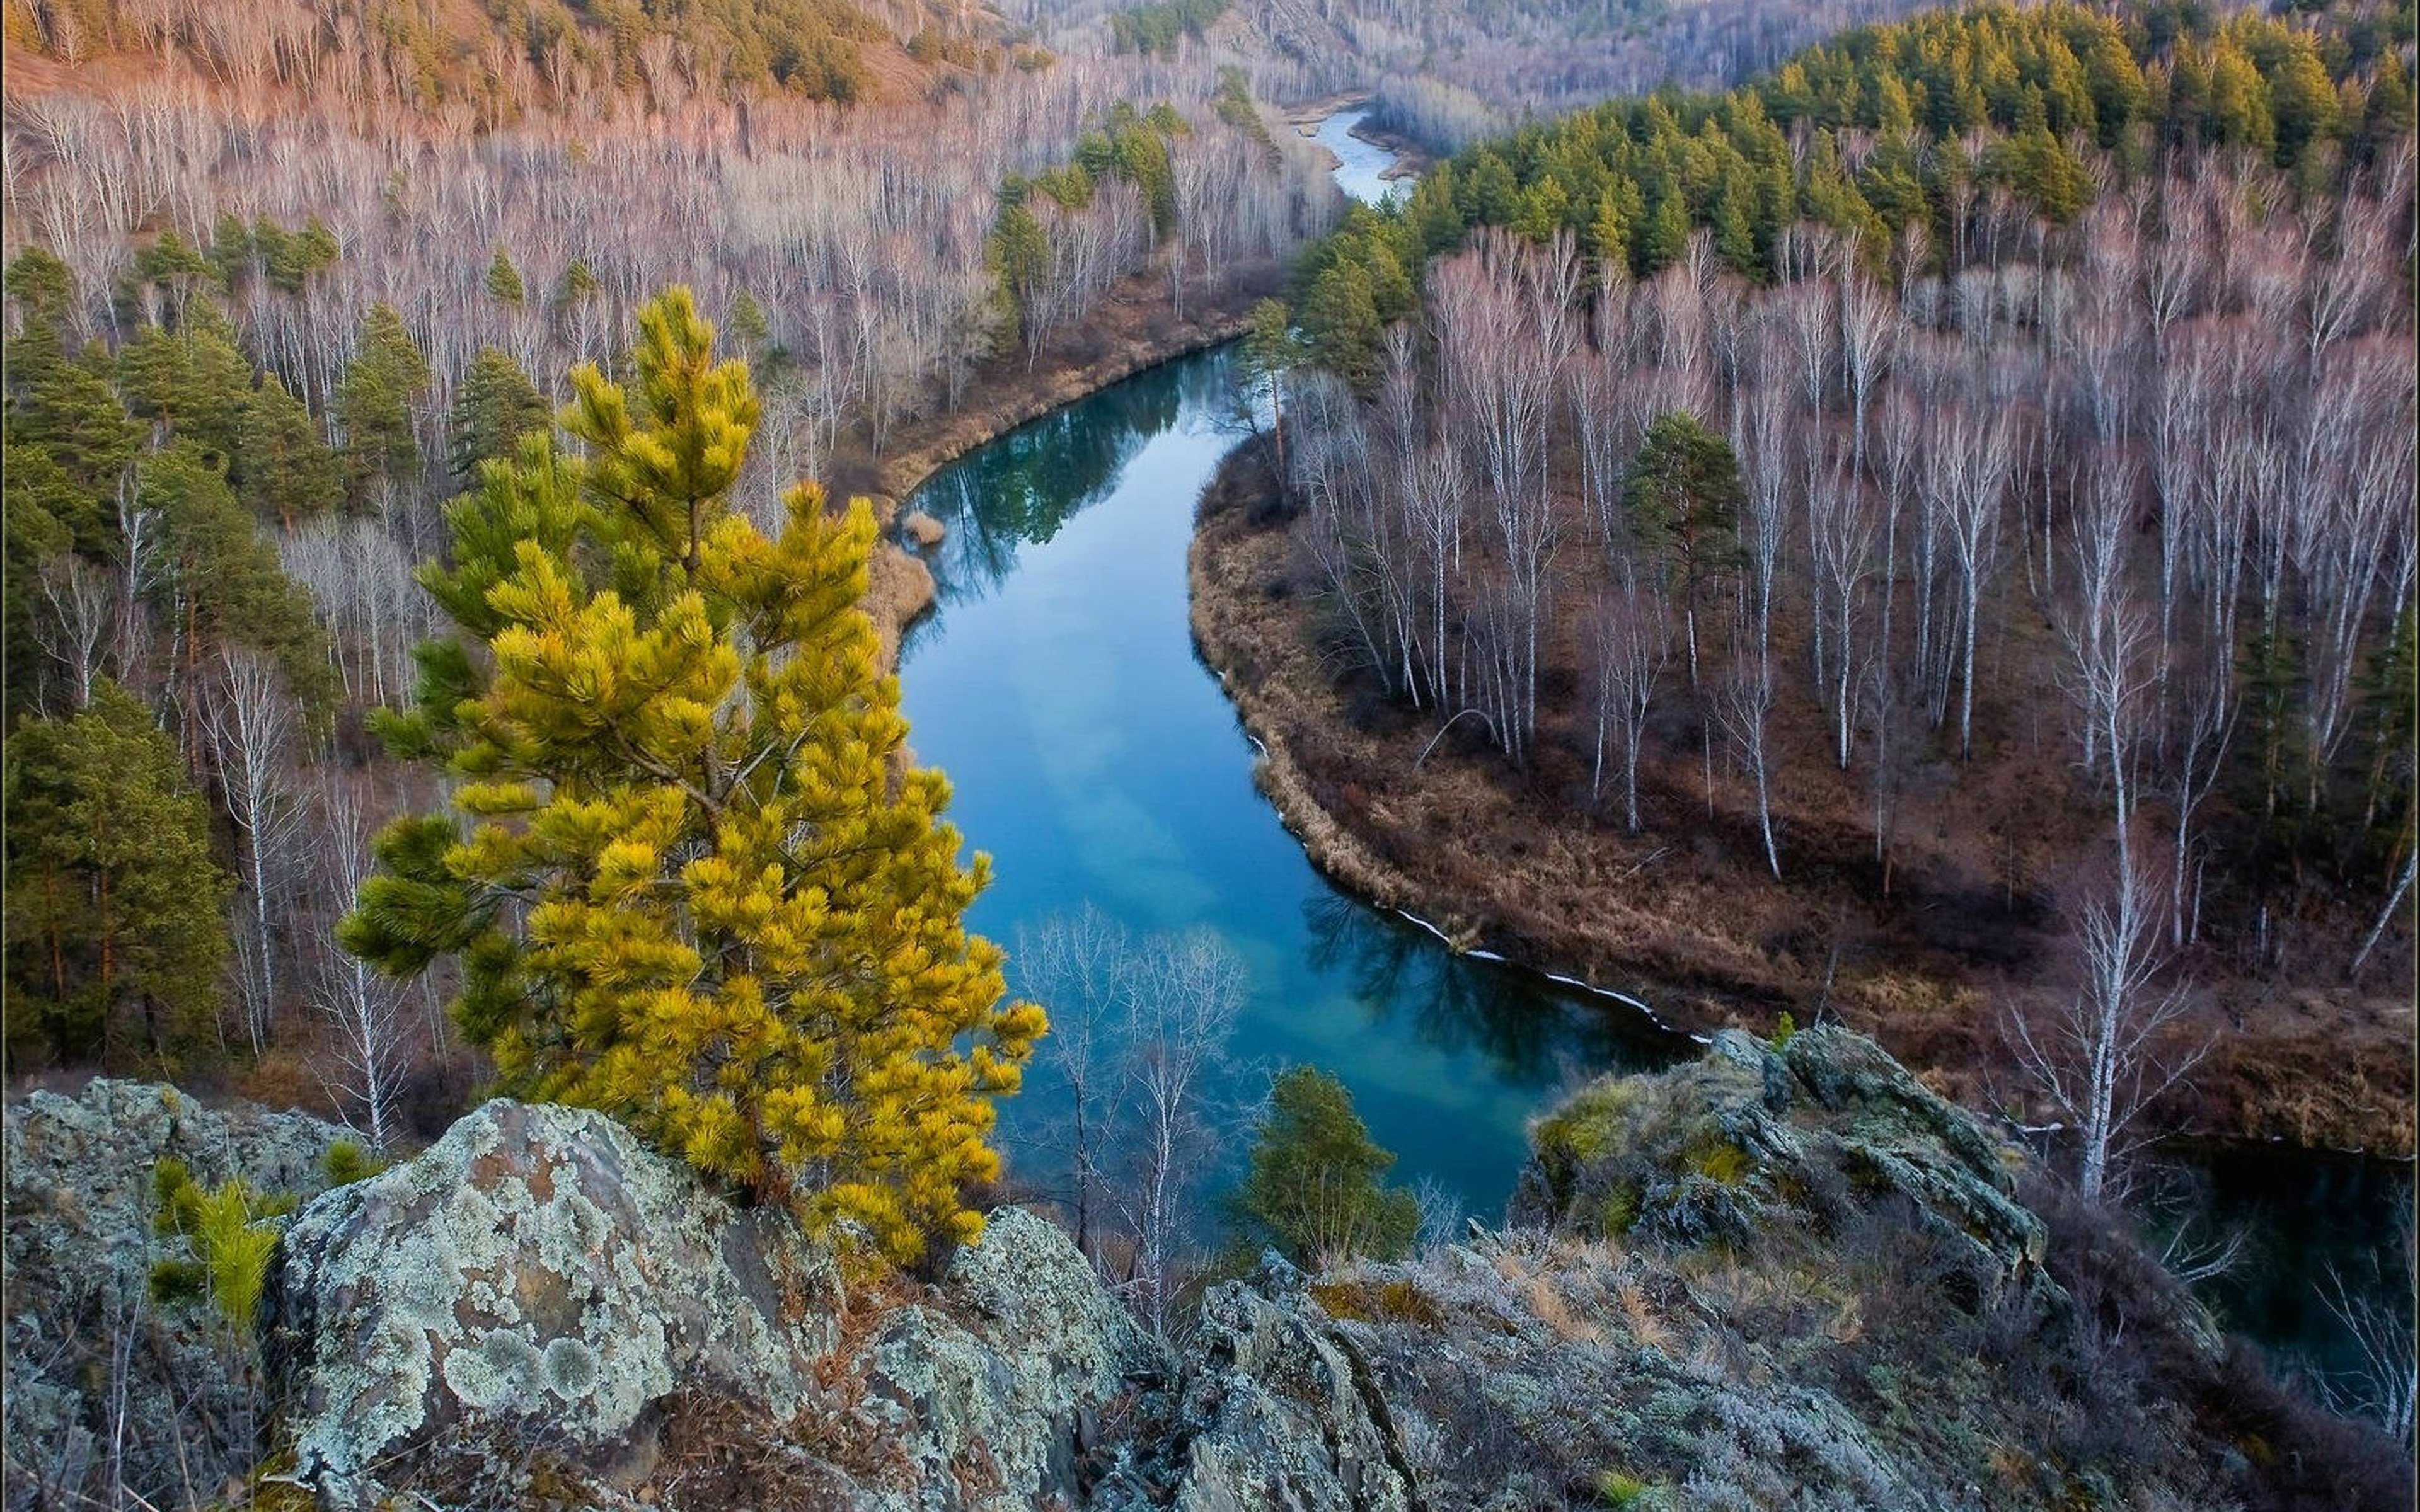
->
<box><xmin>14</xmin><ymin>345</ymin><xmax>143</xmax><ymax>495</ymax></box>
<box><xmin>145</xmin><ymin>442</ymin><xmax>333</xmax><ymax>709</ymax></box>
<box><xmin>336</xmin><ymin>304</ymin><xmax>432</xmax><ymax>505</ymax></box>
<box><xmin>345</xmin><ymin>288</ymin><xmax>1044</xmax><ymax>1264</ymax></box>
<box><xmin>115</xmin><ymin>306</ymin><xmax>251</xmax><ymax>459</ymax></box>
<box><xmin>1303</xmin><ymin>258</ymin><xmax>1382</xmax><ymax>389</ymax></box>
<box><xmin>1627</xmin><ymin>412</ymin><xmax>1747</xmax><ymax>688</ymax></box>
<box><xmin>554</xmin><ymin>258</ymin><xmax>600</xmax><ymax>314</ymax></box>
<box><xmin>3</xmin><ymin>681</ymin><xmax>231</xmax><ymax>1069</ymax></box>
<box><xmin>485</xmin><ymin>246</ymin><xmax>526</xmax><ymax>305</ymax></box>
<box><xmin>2</xmin><ymin>436</ymin><xmax>84</xmax><ymax>722</ymax></box>
<box><xmin>1242</xmin><ymin>297</ymin><xmax>1299</xmax><ymax>468</ymax></box>
<box><xmin>447</xmin><ymin>346</ymin><xmax>549</xmax><ymax>481</ymax></box>
<box><xmin>1230</xmin><ymin>1066</ymin><xmax>1419</xmax><ymax>1265</ymax></box>
<box><xmin>728</xmin><ymin>291</ymin><xmax>771</xmax><ymax>357</ymax></box>
<box><xmin>236</xmin><ymin>372</ymin><xmax>340</xmax><ymax>528</ymax></box>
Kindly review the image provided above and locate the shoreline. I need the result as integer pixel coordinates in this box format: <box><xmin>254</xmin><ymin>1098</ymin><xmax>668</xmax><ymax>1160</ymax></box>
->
<box><xmin>827</xmin><ymin>258</ymin><xmax>1281</xmax><ymax>659</ymax></box>
<box><xmin>1284</xmin><ymin>94</ymin><xmax>1431</xmax><ymax>186</ymax></box>
<box><xmin>1187</xmin><ymin>440</ymin><xmax>2417</xmax><ymax>1162</ymax></box>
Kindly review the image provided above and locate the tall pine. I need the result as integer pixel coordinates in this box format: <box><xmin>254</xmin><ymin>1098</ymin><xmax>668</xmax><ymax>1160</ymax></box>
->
<box><xmin>345</xmin><ymin>288</ymin><xmax>1044</xmax><ymax>1264</ymax></box>
<box><xmin>4</xmin><ymin>682</ymin><xmax>231</xmax><ymax>1069</ymax></box>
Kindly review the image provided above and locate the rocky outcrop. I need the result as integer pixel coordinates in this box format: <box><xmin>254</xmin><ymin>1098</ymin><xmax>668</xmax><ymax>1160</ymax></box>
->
<box><xmin>1518</xmin><ymin>1027</ymin><xmax>2049</xmax><ymax>1285</ymax></box>
<box><xmin>3</xmin><ymin>1079</ymin><xmax>347</xmax><ymax>1509</ymax></box>
<box><xmin>266</xmin><ymin>1099</ymin><xmax>1163</xmax><ymax>1510</ymax></box>
<box><xmin>8</xmin><ymin>1032</ymin><xmax>2406</xmax><ymax>1512</ymax></box>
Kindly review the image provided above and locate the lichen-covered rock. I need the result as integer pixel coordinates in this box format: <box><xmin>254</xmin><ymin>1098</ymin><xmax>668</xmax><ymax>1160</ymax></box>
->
<box><xmin>3</xmin><ymin>1079</ymin><xmax>347</xmax><ymax>1510</ymax></box>
<box><xmin>268</xmin><ymin>1099</ymin><xmax>843</xmax><ymax>1505</ymax></box>
<box><xmin>14</xmin><ymin>1034</ymin><xmax>2402</xmax><ymax>1512</ymax></box>
<box><xmin>267</xmin><ymin>1099</ymin><xmax>1165</xmax><ymax>1511</ymax></box>
<box><xmin>1164</xmin><ymin>1262</ymin><xmax>1415</xmax><ymax>1512</ymax></box>
<box><xmin>850</xmin><ymin>1207</ymin><xmax>1160</xmax><ymax>1508</ymax></box>
<box><xmin>1517</xmin><ymin>1026</ymin><xmax>2047</xmax><ymax>1287</ymax></box>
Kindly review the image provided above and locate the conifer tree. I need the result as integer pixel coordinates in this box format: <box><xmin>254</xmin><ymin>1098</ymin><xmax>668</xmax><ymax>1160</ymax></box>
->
<box><xmin>237</xmin><ymin>372</ymin><xmax>340</xmax><ymax>528</ymax></box>
<box><xmin>145</xmin><ymin>442</ymin><xmax>334</xmax><ymax>709</ymax></box>
<box><xmin>116</xmin><ymin>306</ymin><xmax>251</xmax><ymax>458</ymax></box>
<box><xmin>485</xmin><ymin>246</ymin><xmax>526</xmax><ymax>305</ymax></box>
<box><xmin>1230</xmin><ymin>1066</ymin><xmax>1418</xmax><ymax>1265</ymax></box>
<box><xmin>4</xmin><ymin>681</ymin><xmax>231</xmax><ymax>1068</ymax></box>
<box><xmin>447</xmin><ymin>346</ymin><xmax>548</xmax><ymax>480</ymax></box>
<box><xmin>336</xmin><ymin>304</ymin><xmax>432</xmax><ymax>505</ymax></box>
<box><xmin>345</xmin><ymin>288</ymin><xmax>1044</xmax><ymax>1264</ymax></box>
<box><xmin>1627</xmin><ymin>412</ymin><xmax>1747</xmax><ymax>689</ymax></box>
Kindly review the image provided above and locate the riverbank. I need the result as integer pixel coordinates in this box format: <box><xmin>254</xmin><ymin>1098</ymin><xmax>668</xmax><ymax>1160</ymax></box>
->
<box><xmin>824</xmin><ymin>256</ymin><xmax>1282</xmax><ymax>662</ymax></box>
<box><xmin>1284</xmin><ymin>95</ymin><xmax>1430</xmax><ymax>184</ymax></box>
<box><xmin>1189</xmin><ymin>439</ymin><xmax>2417</xmax><ymax>1159</ymax></box>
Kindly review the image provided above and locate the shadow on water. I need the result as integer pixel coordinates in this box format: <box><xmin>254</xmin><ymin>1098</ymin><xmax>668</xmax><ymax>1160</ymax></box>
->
<box><xmin>1299</xmin><ymin>891</ymin><xmax>1678</xmax><ymax>1087</ymax></box>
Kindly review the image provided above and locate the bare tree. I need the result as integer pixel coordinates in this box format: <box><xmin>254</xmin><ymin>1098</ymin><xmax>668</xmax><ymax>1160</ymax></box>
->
<box><xmin>1586</xmin><ymin>570</ymin><xmax>1668</xmax><ymax>832</ymax></box>
<box><xmin>2012</xmin><ymin>841</ymin><xmax>2206</xmax><ymax>1204</ymax></box>
<box><xmin>1806</xmin><ymin>445</ymin><xmax>1877</xmax><ymax>769</ymax></box>
<box><xmin>2313</xmin><ymin>1180</ymin><xmax>2417</xmax><ymax>1445</ymax></box>
<box><xmin>306</xmin><ymin>777</ymin><xmax>408</xmax><ymax>1150</ymax></box>
<box><xmin>32</xmin><ymin>553</ymin><xmax>115</xmax><ymax>710</ymax></box>
<box><xmin>1925</xmin><ymin>402</ymin><xmax>2014</xmax><ymax>759</ymax></box>
<box><xmin>1715</xmin><ymin>649</ymin><xmax>1781</xmax><ymax>879</ymax></box>
<box><xmin>1013</xmin><ymin>907</ymin><xmax>1131</xmax><ymax>1261</ymax></box>
<box><xmin>197</xmin><ymin>644</ymin><xmax>310</xmax><ymax>1054</ymax></box>
<box><xmin>1113</xmin><ymin>930</ymin><xmax>1243</xmax><ymax>1337</ymax></box>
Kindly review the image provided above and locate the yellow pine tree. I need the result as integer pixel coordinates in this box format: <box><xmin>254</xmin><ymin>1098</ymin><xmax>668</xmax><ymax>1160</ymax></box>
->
<box><xmin>344</xmin><ymin>288</ymin><xmax>1044</xmax><ymax>1263</ymax></box>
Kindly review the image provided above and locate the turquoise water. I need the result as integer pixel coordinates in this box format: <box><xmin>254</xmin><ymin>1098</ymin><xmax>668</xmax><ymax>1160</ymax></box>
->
<box><xmin>896</xmin><ymin>350</ymin><xmax>1682</xmax><ymax>1215</ymax></box>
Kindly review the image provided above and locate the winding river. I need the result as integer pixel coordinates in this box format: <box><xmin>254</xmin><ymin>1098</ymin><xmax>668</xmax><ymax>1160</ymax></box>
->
<box><xmin>897</xmin><ymin>348</ymin><xmax>1683</xmax><ymax>1210</ymax></box>
<box><xmin>894</xmin><ymin>113</ymin><xmax>2407</xmax><ymax>1384</ymax></box>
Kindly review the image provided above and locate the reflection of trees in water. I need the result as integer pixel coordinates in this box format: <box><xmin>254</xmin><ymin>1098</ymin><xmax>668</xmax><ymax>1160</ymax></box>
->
<box><xmin>1299</xmin><ymin>891</ymin><xmax>1681</xmax><ymax>1085</ymax></box>
<box><xmin>911</xmin><ymin>358</ymin><xmax>1201</xmax><ymax>606</ymax></box>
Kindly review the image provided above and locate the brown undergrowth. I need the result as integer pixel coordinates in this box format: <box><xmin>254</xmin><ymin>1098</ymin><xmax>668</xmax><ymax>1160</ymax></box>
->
<box><xmin>1189</xmin><ymin>439</ymin><xmax>2415</xmax><ymax>1158</ymax></box>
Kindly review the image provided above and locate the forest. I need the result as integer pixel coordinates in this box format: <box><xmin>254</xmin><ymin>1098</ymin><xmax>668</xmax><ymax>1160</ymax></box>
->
<box><xmin>2</xmin><ymin>0</ymin><xmax>2416</xmax><ymax>1502</ymax></box>
<box><xmin>1221</xmin><ymin>0</ymin><xmax>2416</xmax><ymax>1167</ymax></box>
<box><xmin>0</xmin><ymin>0</ymin><xmax>1347</xmax><ymax>1128</ymax></box>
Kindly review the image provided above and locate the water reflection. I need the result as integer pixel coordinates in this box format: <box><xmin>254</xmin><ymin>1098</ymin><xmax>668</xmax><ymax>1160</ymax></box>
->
<box><xmin>895</xmin><ymin>346</ymin><xmax>1681</xmax><ymax>1214</ymax></box>
<box><xmin>1299</xmin><ymin>891</ymin><xmax>1673</xmax><ymax>1086</ymax></box>
<box><xmin>907</xmin><ymin>358</ymin><xmax>1230</xmax><ymax>612</ymax></box>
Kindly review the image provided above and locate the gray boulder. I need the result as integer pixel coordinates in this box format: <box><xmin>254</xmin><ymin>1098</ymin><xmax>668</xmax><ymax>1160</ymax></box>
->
<box><xmin>267</xmin><ymin>1098</ymin><xmax>1163</xmax><ymax>1511</ymax></box>
<box><xmin>3</xmin><ymin>1079</ymin><xmax>346</xmax><ymax>1509</ymax></box>
<box><xmin>270</xmin><ymin>1099</ymin><xmax>841</xmax><ymax>1503</ymax></box>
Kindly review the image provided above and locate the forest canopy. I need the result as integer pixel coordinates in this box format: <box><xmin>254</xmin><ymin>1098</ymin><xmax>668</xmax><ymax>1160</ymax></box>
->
<box><xmin>1295</xmin><ymin>0</ymin><xmax>2414</xmax><ymax>358</ymax></box>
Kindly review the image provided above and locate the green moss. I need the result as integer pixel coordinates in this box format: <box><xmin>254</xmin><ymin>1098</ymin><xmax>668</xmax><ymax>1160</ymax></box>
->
<box><xmin>1682</xmin><ymin>1135</ymin><xmax>1749</xmax><ymax>1186</ymax></box>
<box><xmin>1596</xmin><ymin>1183</ymin><xmax>1641</xmax><ymax>1237</ymax></box>
<box><xmin>1533</xmin><ymin>1081</ymin><xmax>1640</xmax><ymax>1166</ymax></box>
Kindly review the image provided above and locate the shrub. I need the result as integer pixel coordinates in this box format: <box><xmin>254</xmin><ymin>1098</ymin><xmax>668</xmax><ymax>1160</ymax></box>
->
<box><xmin>321</xmin><ymin>1140</ymin><xmax>390</xmax><ymax>1186</ymax></box>
<box><xmin>1231</xmin><ymin>1066</ymin><xmax>1420</xmax><ymax>1265</ymax></box>
<box><xmin>149</xmin><ymin>1159</ymin><xmax>295</xmax><ymax>1337</ymax></box>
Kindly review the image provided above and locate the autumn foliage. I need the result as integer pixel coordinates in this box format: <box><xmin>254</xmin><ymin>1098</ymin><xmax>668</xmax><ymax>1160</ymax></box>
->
<box><xmin>345</xmin><ymin>287</ymin><xmax>1044</xmax><ymax>1263</ymax></box>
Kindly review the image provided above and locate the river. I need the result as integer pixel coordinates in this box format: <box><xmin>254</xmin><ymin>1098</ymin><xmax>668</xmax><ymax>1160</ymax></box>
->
<box><xmin>1311</xmin><ymin>106</ymin><xmax>1409</xmax><ymax>207</ymax></box>
<box><xmin>892</xmin><ymin>111</ymin><xmax>2408</xmax><ymax>1389</ymax></box>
